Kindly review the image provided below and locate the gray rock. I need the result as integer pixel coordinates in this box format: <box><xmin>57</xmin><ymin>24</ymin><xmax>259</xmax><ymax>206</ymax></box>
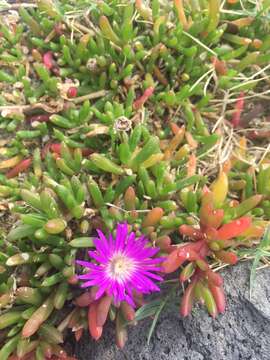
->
<box><xmin>74</xmin><ymin>262</ymin><xmax>270</xmax><ymax>360</ymax></box>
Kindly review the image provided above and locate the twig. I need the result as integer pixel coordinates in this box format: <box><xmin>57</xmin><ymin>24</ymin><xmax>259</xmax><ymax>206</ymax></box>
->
<box><xmin>0</xmin><ymin>3</ymin><xmax>37</xmax><ymax>12</ymax></box>
<box><xmin>258</xmin><ymin>143</ymin><xmax>270</xmax><ymax>166</ymax></box>
<box><xmin>211</xmin><ymin>89</ymin><xmax>270</xmax><ymax>104</ymax></box>
<box><xmin>65</xmin><ymin>20</ymin><xmax>95</xmax><ymax>36</ymax></box>
<box><xmin>71</xmin><ymin>90</ymin><xmax>109</xmax><ymax>104</ymax></box>
<box><xmin>0</xmin><ymin>101</ymin><xmax>64</xmax><ymax>114</ymax></box>
<box><xmin>190</xmin><ymin>68</ymin><xmax>214</xmax><ymax>92</ymax></box>
<box><xmin>105</xmin><ymin>202</ymin><xmax>150</xmax><ymax>214</ymax></box>
<box><xmin>183</xmin><ymin>31</ymin><xmax>217</xmax><ymax>56</ymax></box>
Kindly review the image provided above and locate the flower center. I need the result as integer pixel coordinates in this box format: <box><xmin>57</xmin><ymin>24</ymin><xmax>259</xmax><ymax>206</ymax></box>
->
<box><xmin>107</xmin><ymin>253</ymin><xmax>135</xmax><ymax>282</ymax></box>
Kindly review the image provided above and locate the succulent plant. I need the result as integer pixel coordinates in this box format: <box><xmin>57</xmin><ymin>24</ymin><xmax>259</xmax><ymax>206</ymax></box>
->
<box><xmin>0</xmin><ymin>0</ymin><xmax>269</xmax><ymax>358</ymax></box>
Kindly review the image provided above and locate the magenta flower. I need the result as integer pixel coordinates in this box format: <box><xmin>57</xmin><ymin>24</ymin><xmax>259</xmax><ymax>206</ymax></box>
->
<box><xmin>76</xmin><ymin>223</ymin><xmax>163</xmax><ymax>307</ymax></box>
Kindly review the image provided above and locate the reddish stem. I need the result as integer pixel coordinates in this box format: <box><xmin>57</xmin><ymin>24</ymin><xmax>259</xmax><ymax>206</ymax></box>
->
<box><xmin>231</xmin><ymin>92</ymin><xmax>245</xmax><ymax>127</ymax></box>
<box><xmin>133</xmin><ymin>87</ymin><xmax>154</xmax><ymax>110</ymax></box>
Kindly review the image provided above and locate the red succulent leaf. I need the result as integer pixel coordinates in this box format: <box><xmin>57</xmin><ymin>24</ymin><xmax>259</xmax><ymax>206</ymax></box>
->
<box><xmin>50</xmin><ymin>143</ymin><xmax>61</xmax><ymax>154</ymax></box>
<box><xmin>96</xmin><ymin>295</ymin><xmax>112</xmax><ymax>327</ymax></box>
<box><xmin>75</xmin><ymin>287</ymin><xmax>98</xmax><ymax>307</ymax></box>
<box><xmin>75</xmin><ymin>291</ymin><xmax>93</xmax><ymax>307</ymax></box>
<box><xmin>178</xmin><ymin>249</ymin><xmax>201</xmax><ymax>262</ymax></box>
<box><xmin>208</xmin><ymin>283</ymin><xmax>226</xmax><ymax>313</ymax></box>
<box><xmin>88</xmin><ymin>302</ymin><xmax>103</xmax><ymax>341</ymax></box>
<box><xmin>200</xmin><ymin>192</ymin><xmax>224</xmax><ymax>228</ymax></box>
<box><xmin>43</xmin><ymin>51</ymin><xmax>54</xmax><ymax>70</ymax></box>
<box><xmin>121</xmin><ymin>301</ymin><xmax>135</xmax><ymax>322</ymax></box>
<box><xmin>162</xmin><ymin>249</ymin><xmax>186</xmax><ymax>273</ymax></box>
<box><xmin>211</xmin><ymin>56</ymin><xmax>227</xmax><ymax>75</ymax></box>
<box><xmin>49</xmin><ymin>143</ymin><xmax>93</xmax><ymax>157</ymax></box>
<box><xmin>204</xmin><ymin>227</ymin><xmax>218</xmax><ymax>241</ymax></box>
<box><xmin>6</xmin><ymin>158</ymin><xmax>32</xmax><ymax>178</ymax></box>
<box><xmin>201</xmin><ymin>208</ymin><xmax>224</xmax><ymax>229</ymax></box>
<box><xmin>180</xmin><ymin>278</ymin><xmax>197</xmax><ymax>317</ymax></box>
<box><xmin>215</xmin><ymin>250</ymin><xmax>238</xmax><ymax>265</ymax></box>
<box><xmin>179</xmin><ymin>225</ymin><xmax>203</xmax><ymax>240</ymax></box>
<box><xmin>206</xmin><ymin>269</ymin><xmax>223</xmax><ymax>287</ymax></box>
<box><xmin>155</xmin><ymin>235</ymin><xmax>171</xmax><ymax>251</ymax></box>
<box><xmin>217</xmin><ymin>216</ymin><xmax>252</xmax><ymax>240</ymax></box>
